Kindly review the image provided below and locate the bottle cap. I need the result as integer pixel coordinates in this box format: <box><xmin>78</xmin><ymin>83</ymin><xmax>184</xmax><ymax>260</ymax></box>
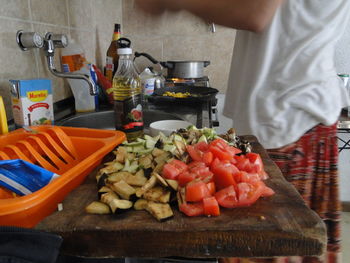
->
<box><xmin>114</xmin><ymin>24</ymin><xmax>121</xmax><ymax>32</ymax></box>
<box><xmin>118</xmin><ymin>48</ymin><xmax>132</xmax><ymax>55</ymax></box>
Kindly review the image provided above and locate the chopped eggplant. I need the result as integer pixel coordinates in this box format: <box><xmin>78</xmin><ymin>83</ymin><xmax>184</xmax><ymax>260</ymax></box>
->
<box><xmin>146</xmin><ymin>202</ymin><xmax>174</xmax><ymax>222</ymax></box>
<box><xmin>101</xmin><ymin>191</ymin><xmax>120</xmax><ymax>213</ymax></box>
<box><xmin>166</xmin><ymin>179</ymin><xmax>179</xmax><ymax>191</ymax></box>
<box><xmin>107</xmin><ymin>171</ymin><xmax>131</xmax><ymax>184</ymax></box>
<box><xmin>136</xmin><ymin>175</ymin><xmax>157</xmax><ymax>198</ymax></box>
<box><xmin>143</xmin><ymin>186</ymin><xmax>171</xmax><ymax>203</ymax></box>
<box><xmin>152</xmin><ymin>148</ymin><xmax>166</xmax><ymax>157</ymax></box>
<box><xmin>125</xmin><ymin>173</ymin><xmax>148</xmax><ymax>187</ymax></box>
<box><xmin>85</xmin><ymin>201</ymin><xmax>111</xmax><ymax>214</ymax></box>
<box><xmin>97</xmin><ymin>173</ymin><xmax>108</xmax><ymax>189</ymax></box>
<box><xmin>139</xmin><ymin>155</ymin><xmax>153</xmax><ymax>169</ymax></box>
<box><xmin>111</xmin><ymin>180</ymin><xmax>136</xmax><ymax>200</ymax></box>
<box><xmin>134</xmin><ymin>199</ymin><xmax>149</xmax><ymax>210</ymax></box>
<box><xmin>115</xmin><ymin>146</ymin><xmax>127</xmax><ymax>163</ymax></box>
<box><xmin>98</xmin><ymin>186</ymin><xmax>113</xmax><ymax>199</ymax></box>
<box><xmin>153</xmin><ymin>172</ymin><xmax>168</xmax><ymax>188</ymax></box>
<box><xmin>153</xmin><ymin>162</ymin><xmax>165</xmax><ymax>174</ymax></box>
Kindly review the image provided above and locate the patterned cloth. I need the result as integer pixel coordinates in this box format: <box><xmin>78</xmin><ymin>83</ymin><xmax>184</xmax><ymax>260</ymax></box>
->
<box><xmin>220</xmin><ymin>123</ymin><xmax>341</xmax><ymax>263</ymax></box>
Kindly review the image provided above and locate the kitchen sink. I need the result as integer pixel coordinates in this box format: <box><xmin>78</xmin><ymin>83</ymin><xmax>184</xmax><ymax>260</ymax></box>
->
<box><xmin>57</xmin><ymin>110</ymin><xmax>184</xmax><ymax>130</ymax></box>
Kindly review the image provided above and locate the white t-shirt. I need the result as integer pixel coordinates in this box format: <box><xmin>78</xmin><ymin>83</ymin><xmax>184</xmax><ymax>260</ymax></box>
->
<box><xmin>223</xmin><ymin>0</ymin><xmax>350</xmax><ymax>149</ymax></box>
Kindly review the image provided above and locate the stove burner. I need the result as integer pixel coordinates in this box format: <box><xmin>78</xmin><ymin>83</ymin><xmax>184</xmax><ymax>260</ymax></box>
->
<box><xmin>165</xmin><ymin>76</ymin><xmax>210</xmax><ymax>88</ymax></box>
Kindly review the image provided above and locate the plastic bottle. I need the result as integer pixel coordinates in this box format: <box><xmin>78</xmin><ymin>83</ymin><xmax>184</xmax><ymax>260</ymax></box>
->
<box><xmin>61</xmin><ymin>39</ymin><xmax>96</xmax><ymax>112</ymax></box>
<box><xmin>113</xmin><ymin>46</ymin><xmax>144</xmax><ymax>141</ymax></box>
<box><xmin>139</xmin><ymin>67</ymin><xmax>156</xmax><ymax>104</ymax></box>
<box><xmin>105</xmin><ymin>24</ymin><xmax>121</xmax><ymax>82</ymax></box>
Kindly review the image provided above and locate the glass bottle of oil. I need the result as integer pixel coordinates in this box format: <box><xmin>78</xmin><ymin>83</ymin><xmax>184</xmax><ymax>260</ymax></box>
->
<box><xmin>113</xmin><ymin>47</ymin><xmax>144</xmax><ymax>140</ymax></box>
<box><xmin>105</xmin><ymin>24</ymin><xmax>121</xmax><ymax>82</ymax></box>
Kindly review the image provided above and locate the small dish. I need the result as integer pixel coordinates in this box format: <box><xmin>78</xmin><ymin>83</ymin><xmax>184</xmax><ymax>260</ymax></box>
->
<box><xmin>149</xmin><ymin>120</ymin><xmax>193</xmax><ymax>136</ymax></box>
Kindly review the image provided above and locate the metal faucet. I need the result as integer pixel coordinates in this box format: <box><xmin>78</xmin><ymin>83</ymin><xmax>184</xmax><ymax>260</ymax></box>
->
<box><xmin>16</xmin><ymin>30</ymin><xmax>98</xmax><ymax>96</ymax></box>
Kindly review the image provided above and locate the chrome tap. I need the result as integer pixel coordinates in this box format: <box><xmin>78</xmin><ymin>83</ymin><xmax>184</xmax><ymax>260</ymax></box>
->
<box><xmin>16</xmin><ymin>30</ymin><xmax>98</xmax><ymax>96</ymax></box>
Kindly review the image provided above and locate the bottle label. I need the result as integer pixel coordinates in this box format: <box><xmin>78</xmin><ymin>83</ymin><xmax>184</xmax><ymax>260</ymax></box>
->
<box><xmin>144</xmin><ymin>78</ymin><xmax>155</xmax><ymax>95</ymax></box>
<box><xmin>105</xmin><ymin>56</ymin><xmax>114</xmax><ymax>81</ymax></box>
<box><xmin>61</xmin><ymin>54</ymin><xmax>86</xmax><ymax>72</ymax></box>
<box><xmin>114</xmin><ymin>95</ymin><xmax>144</xmax><ymax>132</ymax></box>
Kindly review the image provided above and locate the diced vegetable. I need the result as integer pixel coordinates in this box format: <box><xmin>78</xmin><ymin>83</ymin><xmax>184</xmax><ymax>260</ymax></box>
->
<box><xmin>85</xmin><ymin>201</ymin><xmax>111</xmax><ymax>214</ymax></box>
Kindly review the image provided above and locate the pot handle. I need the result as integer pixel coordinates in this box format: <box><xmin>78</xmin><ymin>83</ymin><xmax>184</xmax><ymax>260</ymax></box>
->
<box><xmin>204</xmin><ymin>61</ymin><xmax>210</xmax><ymax>67</ymax></box>
<box><xmin>160</xmin><ymin>61</ymin><xmax>174</xmax><ymax>69</ymax></box>
<box><xmin>134</xmin><ymin>52</ymin><xmax>159</xmax><ymax>65</ymax></box>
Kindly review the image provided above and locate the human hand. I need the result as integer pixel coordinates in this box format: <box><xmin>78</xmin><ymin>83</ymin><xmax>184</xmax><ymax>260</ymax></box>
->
<box><xmin>135</xmin><ymin>0</ymin><xmax>166</xmax><ymax>15</ymax></box>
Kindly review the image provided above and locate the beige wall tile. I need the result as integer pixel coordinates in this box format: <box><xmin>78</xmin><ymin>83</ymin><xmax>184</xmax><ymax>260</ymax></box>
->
<box><xmin>0</xmin><ymin>18</ymin><xmax>37</xmax><ymax>119</ymax></box>
<box><xmin>122</xmin><ymin>0</ymin><xmax>165</xmax><ymax>37</ymax></box>
<box><xmin>0</xmin><ymin>0</ymin><xmax>30</xmax><ymax>20</ymax></box>
<box><xmin>30</xmin><ymin>0</ymin><xmax>68</xmax><ymax>26</ymax></box>
<box><xmin>68</xmin><ymin>0</ymin><xmax>93</xmax><ymax>29</ymax></box>
<box><xmin>93</xmin><ymin>0</ymin><xmax>122</xmax><ymax>69</ymax></box>
<box><xmin>69</xmin><ymin>29</ymin><xmax>95</xmax><ymax>64</ymax></box>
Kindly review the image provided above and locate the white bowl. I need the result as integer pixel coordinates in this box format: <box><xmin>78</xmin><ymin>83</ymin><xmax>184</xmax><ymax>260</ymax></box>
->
<box><xmin>149</xmin><ymin>120</ymin><xmax>193</xmax><ymax>136</ymax></box>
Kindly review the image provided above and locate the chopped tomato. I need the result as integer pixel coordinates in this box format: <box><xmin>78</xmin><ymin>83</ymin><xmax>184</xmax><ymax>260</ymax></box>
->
<box><xmin>235</xmin><ymin>155</ymin><xmax>251</xmax><ymax>172</ymax></box>
<box><xmin>214</xmin><ymin>185</ymin><xmax>238</xmax><ymax>208</ymax></box>
<box><xmin>202</xmin><ymin>151</ymin><xmax>213</xmax><ymax>166</ymax></box>
<box><xmin>261</xmin><ymin>185</ymin><xmax>275</xmax><ymax>197</ymax></box>
<box><xmin>209</xmin><ymin>145</ymin><xmax>232</xmax><ymax>161</ymax></box>
<box><xmin>179</xmin><ymin>202</ymin><xmax>204</xmax><ymax>217</ymax></box>
<box><xmin>239</xmin><ymin>171</ymin><xmax>261</xmax><ymax>185</ymax></box>
<box><xmin>185</xmin><ymin>181</ymin><xmax>212</xmax><ymax>202</ymax></box>
<box><xmin>226</xmin><ymin>146</ymin><xmax>242</xmax><ymax>156</ymax></box>
<box><xmin>170</xmin><ymin>159</ymin><xmax>188</xmax><ymax>173</ymax></box>
<box><xmin>162</xmin><ymin>163</ymin><xmax>180</xmax><ymax>180</ymax></box>
<box><xmin>187</xmin><ymin>161</ymin><xmax>206</xmax><ymax>170</ymax></box>
<box><xmin>211</xmin><ymin>161</ymin><xmax>239</xmax><ymax>190</ymax></box>
<box><xmin>203</xmin><ymin>196</ymin><xmax>220</xmax><ymax>216</ymax></box>
<box><xmin>186</xmin><ymin>145</ymin><xmax>203</xmax><ymax>162</ymax></box>
<box><xmin>178</xmin><ymin>172</ymin><xmax>196</xmax><ymax>187</ymax></box>
<box><xmin>237</xmin><ymin>181</ymin><xmax>265</xmax><ymax>206</ymax></box>
<box><xmin>195</xmin><ymin>141</ymin><xmax>209</xmax><ymax>152</ymax></box>
<box><xmin>209</xmin><ymin>138</ymin><xmax>228</xmax><ymax>150</ymax></box>
<box><xmin>206</xmin><ymin>182</ymin><xmax>216</xmax><ymax>195</ymax></box>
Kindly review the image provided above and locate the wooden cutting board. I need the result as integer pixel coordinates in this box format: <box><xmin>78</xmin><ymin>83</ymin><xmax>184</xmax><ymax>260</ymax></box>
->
<box><xmin>36</xmin><ymin>136</ymin><xmax>326</xmax><ymax>259</ymax></box>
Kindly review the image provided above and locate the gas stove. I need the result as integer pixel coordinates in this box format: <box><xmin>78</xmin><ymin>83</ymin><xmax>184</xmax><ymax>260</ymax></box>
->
<box><xmin>164</xmin><ymin>76</ymin><xmax>210</xmax><ymax>88</ymax></box>
<box><xmin>149</xmin><ymin>76</ymin><xmax>219</xmax><ymax>128</ymax></box>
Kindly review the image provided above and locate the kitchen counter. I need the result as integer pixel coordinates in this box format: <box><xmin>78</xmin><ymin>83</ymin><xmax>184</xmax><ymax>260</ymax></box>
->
<box><xmin>35</xmin><ymin>135</ymin><xmax>326</xmax><ymax>259</ymax></box>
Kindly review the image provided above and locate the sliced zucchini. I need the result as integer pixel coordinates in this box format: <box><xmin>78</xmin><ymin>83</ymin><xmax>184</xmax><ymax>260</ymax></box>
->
<box><xmin>163</xmin><ymin>144</ymin><xmax>177</xmax><ymax>154</ymax></box>
<box><xmin>134</xmin><ymin>199</ymin><xmax>149</xmax><ymax>210</ymax></box>
<box><xmin>85</xmin><ymin>201</ymin><xmax>111</xmax><ymax>214</ymax></box>
<box><xmin>111</xmin><ymin>180</ymin><xmax>136</xmax><ymax>200</ymax></box>
<box><xmin>99</xmin><ymin>161</ymin><xmax>124</xmax><ymax>175</ymax></box>
<box><xmin>122</xmin><ymin>159</ymin><xmax>139</xmax><ymax>173</ymax></box>
<box><xmin>146</xmin><ymin>202</ymin><xmax>174</xmax><ymax>222</ymax></box>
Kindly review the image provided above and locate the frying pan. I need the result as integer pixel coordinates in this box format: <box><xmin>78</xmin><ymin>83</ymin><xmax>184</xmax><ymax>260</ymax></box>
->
<box><xmin>149</xmin><ymin>85</ymin><xmax>218</xmax><ymax>104</ymax></box>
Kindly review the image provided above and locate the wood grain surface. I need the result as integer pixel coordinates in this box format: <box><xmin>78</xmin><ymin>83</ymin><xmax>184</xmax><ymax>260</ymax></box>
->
<box><xmin>36</xmin><ymin>136</ymin><xmax>326</xmax><ymax>259</ymax></box>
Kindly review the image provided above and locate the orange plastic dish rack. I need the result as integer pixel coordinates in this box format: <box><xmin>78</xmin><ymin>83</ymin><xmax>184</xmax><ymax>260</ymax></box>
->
<box><xmin>0</xmin><ymin>125</ymin><xmax>126</xmax><ymax>228</ymax></box>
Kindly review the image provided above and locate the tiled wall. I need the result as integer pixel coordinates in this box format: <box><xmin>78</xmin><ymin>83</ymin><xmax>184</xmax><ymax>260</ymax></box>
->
<box><xmin>0</xmin><ymin>0</ymin><xmax>235</xmax><ymax>120</ymax></box>
<box><xmin>122</xmin><ymin>0</ymin><xmax>236</xmax><ymax>94</ymax></box>
<box><xmin>0</xmin><ymin>0</ymin><xmax>123</xmax><ymax>119</ymax></box>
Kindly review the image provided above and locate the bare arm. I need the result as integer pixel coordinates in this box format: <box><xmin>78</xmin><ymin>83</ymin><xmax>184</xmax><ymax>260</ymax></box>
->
<box><xmin>135</xmin><ymin>0</ymin><xmax>283</xmax><ymax>33</ymax></box>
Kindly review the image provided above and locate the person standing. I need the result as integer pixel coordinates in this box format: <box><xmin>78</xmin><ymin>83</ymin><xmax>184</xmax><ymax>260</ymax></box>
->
<box><xmin>135</xmin><ymin>0</ymin><xmax>350</xmax><ymax>262</ymax></box>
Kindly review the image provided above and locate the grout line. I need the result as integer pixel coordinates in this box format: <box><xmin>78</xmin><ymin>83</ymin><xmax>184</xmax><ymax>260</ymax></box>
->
<box><xmin>66</xmin><ymin>0</ymin><xmax>71</xmax><ymax>37</ymax></box>
<box><xmin>0</xmin><ymin>15</ymin><xmax>93</xmax><ymax>32</ymax></box>
<box><xmin>27</xmin><ymin>0</ymin><xmax>40</xmax><ymax>79</ymax></box>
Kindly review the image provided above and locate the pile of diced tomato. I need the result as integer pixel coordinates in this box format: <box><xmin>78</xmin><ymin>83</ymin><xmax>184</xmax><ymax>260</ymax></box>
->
<box><xmin>161</xmin><ymin>139</ymin><xmax>275</xmax><ymax>217</ymax></box>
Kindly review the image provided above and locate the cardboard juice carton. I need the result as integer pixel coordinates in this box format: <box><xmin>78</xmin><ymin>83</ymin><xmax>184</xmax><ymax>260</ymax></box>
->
<box><xmin>9</xmin><ymin>79</ymin><xmax>54</xmax><ymax>127</ymax></box>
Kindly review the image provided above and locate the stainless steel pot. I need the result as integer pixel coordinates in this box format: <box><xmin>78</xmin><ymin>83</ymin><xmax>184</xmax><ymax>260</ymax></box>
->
<box><xmin>161</xmin><ymin>61</ymin><xmax>210</xmax><ymax>79</ymax></box>
<box><xmin>134</xmin><ymin>52</ymin><xmax>210</xmax><ymax>79</ymax></box>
